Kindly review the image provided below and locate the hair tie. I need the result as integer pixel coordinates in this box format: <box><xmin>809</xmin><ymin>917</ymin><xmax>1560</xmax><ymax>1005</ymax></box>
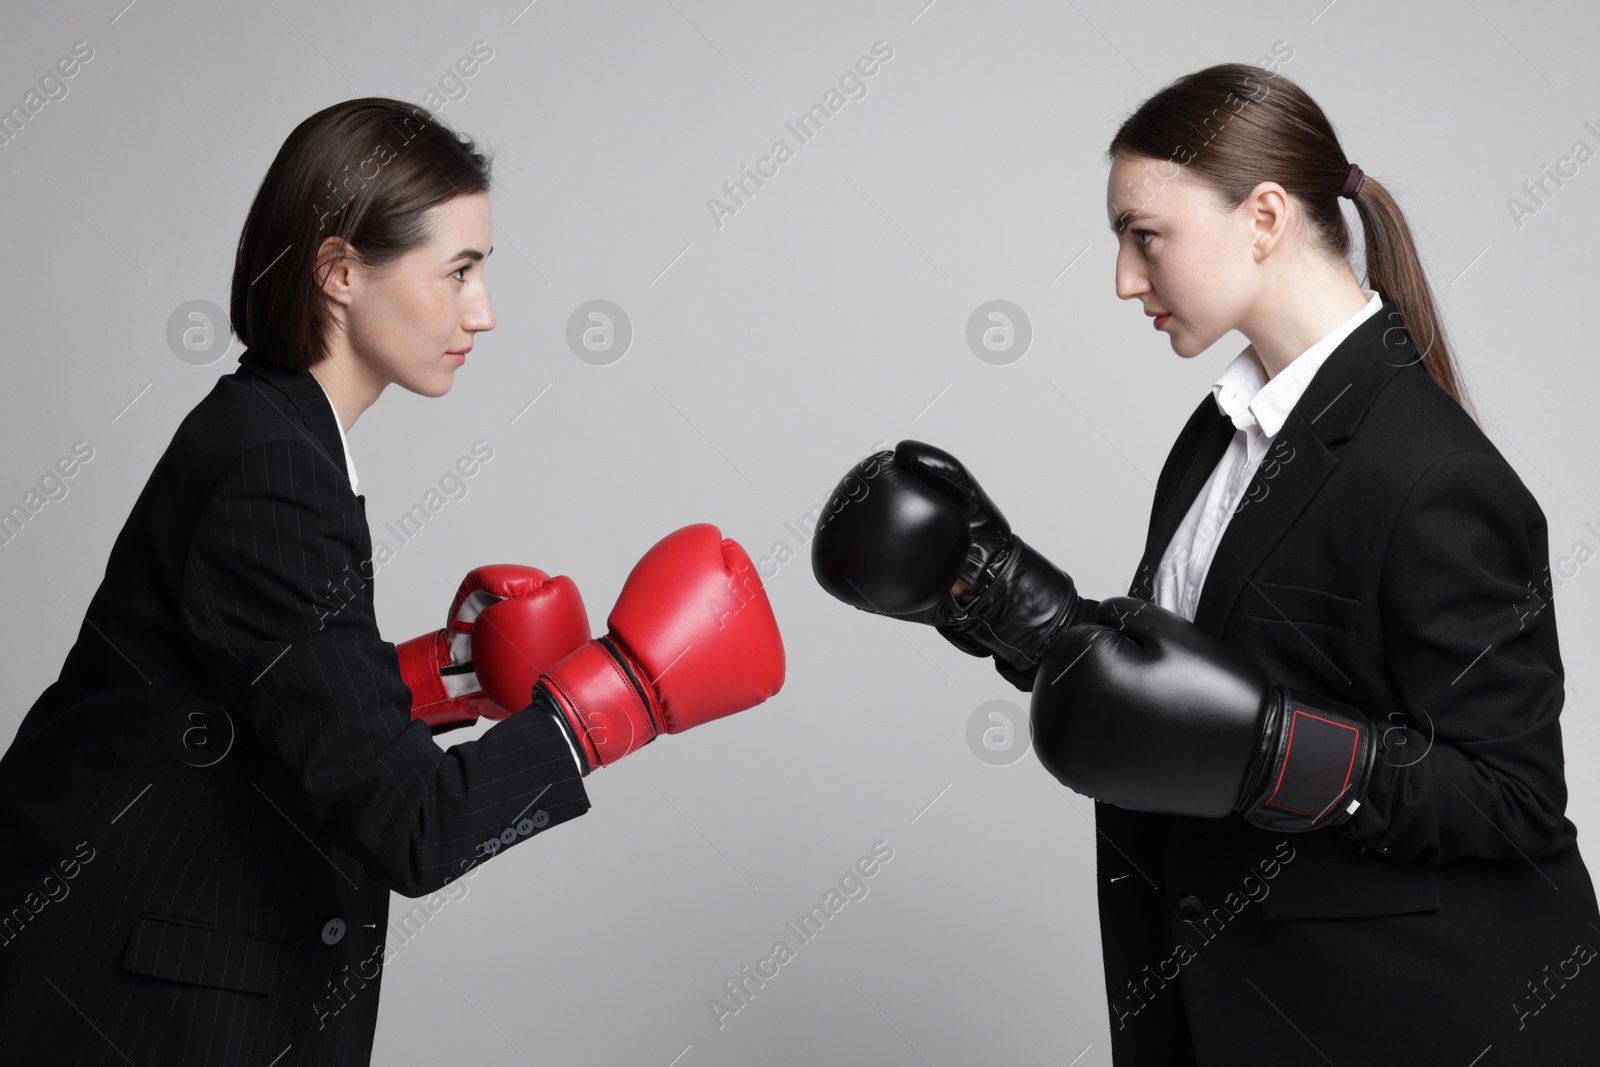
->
<box><xmin>1340</xmin><ymin>163</ymin><xmax>1365</xmax><ymax>199</ymax></box>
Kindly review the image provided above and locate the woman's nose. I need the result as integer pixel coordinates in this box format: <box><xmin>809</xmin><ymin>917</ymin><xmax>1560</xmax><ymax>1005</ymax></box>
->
<box><xmin>1113</xmin><ymin>244</ymin><xmax>1150</xmax><ymax>301</ymax></box>
<box><xmin>467</xmin><ymin>293</ymin><xmax>495</xmax><ymax>333</ymax></box>
<box><xmin>1115</xmin><ymin>263</ymin><xmax>1147</xmax><ymax>301</ymax></box>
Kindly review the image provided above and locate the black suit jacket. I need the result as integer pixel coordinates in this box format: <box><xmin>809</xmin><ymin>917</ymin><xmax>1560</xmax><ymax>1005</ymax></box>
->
<box><xmin>0</xmin><ymin>351</ymin><xmax>591</xmax><ymax>1065</ymax></box>
<box><xmin>1004</xmin><ymin>301</ymin><xmax>1600</xmax><ymax>1064</ymax></box>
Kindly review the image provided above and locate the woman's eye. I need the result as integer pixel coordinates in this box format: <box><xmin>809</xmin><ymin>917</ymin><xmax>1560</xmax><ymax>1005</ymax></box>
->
<box><xmin>1134</xmin><ymin>229</ymin><xmax>1155</xmax><ymax>246</ymax></box>
<box><xmin>453</xmin><ymin>265</ymin><xmax>472</xmax><ymax>281</ymax></box>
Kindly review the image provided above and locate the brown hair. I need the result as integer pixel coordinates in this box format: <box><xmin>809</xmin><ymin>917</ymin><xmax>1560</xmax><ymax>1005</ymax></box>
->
<box><xmin>230</xmin><ymin>97</ymin><xmax>494</xmax><ymax>372</ymax></box>
<box><xmin>1107</xmin><ymin>63</ymin><xmax>1475</xmax><ymax>421</ymax></box>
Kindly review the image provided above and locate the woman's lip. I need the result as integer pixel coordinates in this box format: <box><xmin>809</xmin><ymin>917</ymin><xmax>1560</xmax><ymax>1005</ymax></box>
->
<box><xmin>1153</xmin><ymin>313</ymin><xmax>1171</xmax><ymax>329</ymax></box>
<box><xmin>446</xmin><ymin>352</ymin><xmax>466</xmax><ymax>365</ymax></box>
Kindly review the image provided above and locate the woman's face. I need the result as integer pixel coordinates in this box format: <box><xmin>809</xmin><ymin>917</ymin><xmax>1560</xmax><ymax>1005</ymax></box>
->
<box><xmin>331</xmin><ymin>192</ymin><xmax>497</xmax><ymax>397</ymax></box>
<box><xmin>1107</xmin><ymin>153</ymin><xmax>1261</xmax><ymax>359</ymax></box>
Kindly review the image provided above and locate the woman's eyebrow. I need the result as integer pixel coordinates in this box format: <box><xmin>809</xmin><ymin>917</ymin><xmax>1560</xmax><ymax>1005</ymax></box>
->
<box><xmin>448</xmin><ymin>246</ymin><xmax>495</xmax><ymax>262</ymax></box>
<box><xmin>1108</xmin><ymin>210</ymin><xmax>1156</xmax><ymax>233</ymax></box>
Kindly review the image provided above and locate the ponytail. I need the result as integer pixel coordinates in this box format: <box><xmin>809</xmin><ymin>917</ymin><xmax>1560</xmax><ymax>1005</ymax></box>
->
<box><xmin>1108</xmin><ymin>63</ymin><xmax>1476</xmax><ymax>423</ymax></box>
<box><xmin>1347</xmin><ymin>175</ymin><xmax>1471</xmax><ymax>417</ymax></box>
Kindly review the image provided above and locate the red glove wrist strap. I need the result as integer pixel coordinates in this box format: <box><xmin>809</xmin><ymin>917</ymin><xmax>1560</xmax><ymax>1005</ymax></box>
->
<box><xmin>538</xmin><ymin>638</ymin><xmax>662</xmax><ymax>769</ymax></box>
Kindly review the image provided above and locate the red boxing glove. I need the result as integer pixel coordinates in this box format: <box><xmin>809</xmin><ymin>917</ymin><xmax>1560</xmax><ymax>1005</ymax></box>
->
<box><xmin>533</xmin><ymin>524</ymin><xmax>785</xmax><ymax>772</ymax></box>
<box><xmin>397</xmin><ymin>564</ymin><xmax>590</xmax><ymax>733</ymax></box>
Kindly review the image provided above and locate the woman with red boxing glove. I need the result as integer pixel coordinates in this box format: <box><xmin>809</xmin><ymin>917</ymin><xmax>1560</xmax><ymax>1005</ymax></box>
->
<box><xmin>0</xmin><ymin>98</ymin><xmax>784</xmax><ymax>1066</ymax></box>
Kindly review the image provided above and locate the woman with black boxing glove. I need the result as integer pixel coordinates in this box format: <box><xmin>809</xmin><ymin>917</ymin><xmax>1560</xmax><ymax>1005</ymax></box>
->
<box><xmin>811</xmin><ymin>62</ymin><xmax>1600</xmax><ymax>1067</ymax></box>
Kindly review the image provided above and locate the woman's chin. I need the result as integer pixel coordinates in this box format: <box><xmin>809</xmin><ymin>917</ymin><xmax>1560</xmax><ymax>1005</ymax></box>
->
<box><xmin>396</xmin><ymin>375</ymin><xmax>454</xmax><ymax>399</ymax></box>
<box><xmin>401</xmin><ymin>371</ymin><xmax>455</xmax><ymax>399</ymax></box>
<box><xmin>1168</xmin><ymin>331</ymin><xmax>1209</xmax><ymax>360</ymax></box>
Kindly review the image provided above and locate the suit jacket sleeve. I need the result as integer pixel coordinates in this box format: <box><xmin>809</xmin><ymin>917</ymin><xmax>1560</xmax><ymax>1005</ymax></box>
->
<box><xmin>1343</xmin><ymin>449</ymin><xmax>1568</xmax><ymax>862</ymax></box>
<box><xmin>178</xmin><ymin>438</ymin><xmax>590</xmax><ymax>897</ymax></box>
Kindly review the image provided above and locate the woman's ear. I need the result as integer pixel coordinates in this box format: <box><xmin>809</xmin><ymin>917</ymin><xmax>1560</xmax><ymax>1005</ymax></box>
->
<box><xmin>1243</xmin><ymin>180</ymin><xmax>1292</xmax><ymax>262</ymax></box>
<box><xmin>314</xmin><ymin>236</ymin><xmax>358</xmax><ymax>308</ymax></box>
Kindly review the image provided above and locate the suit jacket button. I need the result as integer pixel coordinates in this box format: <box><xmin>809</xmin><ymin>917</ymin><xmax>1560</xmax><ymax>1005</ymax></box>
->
<box><xmin>322</xmin><ymin>918</ymin><xmax>346</xmax><ymax>944</ymax></box>
<box><xmin>1176</xmin><ymin>895</ymin><xmax>1204</xmax><ymax>923</ymax></box>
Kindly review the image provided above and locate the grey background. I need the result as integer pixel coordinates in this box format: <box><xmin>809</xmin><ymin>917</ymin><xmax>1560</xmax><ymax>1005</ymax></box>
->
<box><xmin>4</xmin><ymin>1</ymin><xmax>1598</xmax><ymax>1063</ymax></box>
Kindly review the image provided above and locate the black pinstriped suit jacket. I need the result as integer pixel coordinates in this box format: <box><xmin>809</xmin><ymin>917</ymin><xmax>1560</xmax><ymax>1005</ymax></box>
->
<box><xmin>0</xmin><ymin>349</ymin><xmax>590</xmax><ymax>1065</ymax></box>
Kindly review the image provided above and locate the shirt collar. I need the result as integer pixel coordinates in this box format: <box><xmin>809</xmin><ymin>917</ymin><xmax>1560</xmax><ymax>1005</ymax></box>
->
<box><xmin>1210</xmin><ymin>288</ymin><xmax>1383</xmax><ymax>438</ymax></box>
<box><xmin>309</xmin><ymin>372</ymin><xmax>360</xmax><ymax>495</ymax></box>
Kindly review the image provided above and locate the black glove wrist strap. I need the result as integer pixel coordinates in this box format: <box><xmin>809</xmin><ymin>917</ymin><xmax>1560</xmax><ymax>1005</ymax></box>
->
<box><xmin>961</xmin><ymin>537</ymin><xmax>1014</xmax><ymax>604</ymax></box>
<box><xmin>943</xmin><ymin>536</ymin><xmax>1080</xmax><ymax>672</ymax></box>
<box><xmin>1237</xmin><ymin>685</ymin><xmax>1375</xmax><ymax>832</ymax></box>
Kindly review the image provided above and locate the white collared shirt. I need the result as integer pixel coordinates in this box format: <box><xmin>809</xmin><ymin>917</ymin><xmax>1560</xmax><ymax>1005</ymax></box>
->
<box><xmin>1153</xmin><ymin>289</ymin><xmax>1382</xmax><ymax>621</ymax></box>
<box><xmin>309</xmin><ymin>373</ymin><xmax>360</xmax><ymax>496</ymax></box>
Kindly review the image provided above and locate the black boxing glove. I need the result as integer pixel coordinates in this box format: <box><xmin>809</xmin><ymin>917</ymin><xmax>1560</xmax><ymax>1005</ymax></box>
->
<box><xmin>1029</xmin><ymin>596</ymin><xmax>1376</xmax><ymax>832</ymax></box>
<box><xmin>809</xmin><ymin>445</ymin><xmax>969</xmax><ymax>616</ymax></box>
<box><xmin>812</xmin><ymin>440</ymin><xmax>1094</xmax><ymax>688</ymax></box>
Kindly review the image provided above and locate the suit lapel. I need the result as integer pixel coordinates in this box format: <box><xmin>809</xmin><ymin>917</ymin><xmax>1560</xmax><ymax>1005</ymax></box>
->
<box><xmin>1128</xmin><ymin>298</ymin><xmax>1420</xmax><ymax>633</ymax></box>
<box><xmin>1128</xmin><ymin>411</ymin><xmax>1234</xmax><ymax>602</ymax></box>
<box><xmin>1189</xmin><ymin>398</ymin><xmax>1338</xmax><ymax>632</ymax></box>
<box><xmin>235</xmin><ymin>349</ymin><xmax>350</xmax><ymax>486</ymax></box>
